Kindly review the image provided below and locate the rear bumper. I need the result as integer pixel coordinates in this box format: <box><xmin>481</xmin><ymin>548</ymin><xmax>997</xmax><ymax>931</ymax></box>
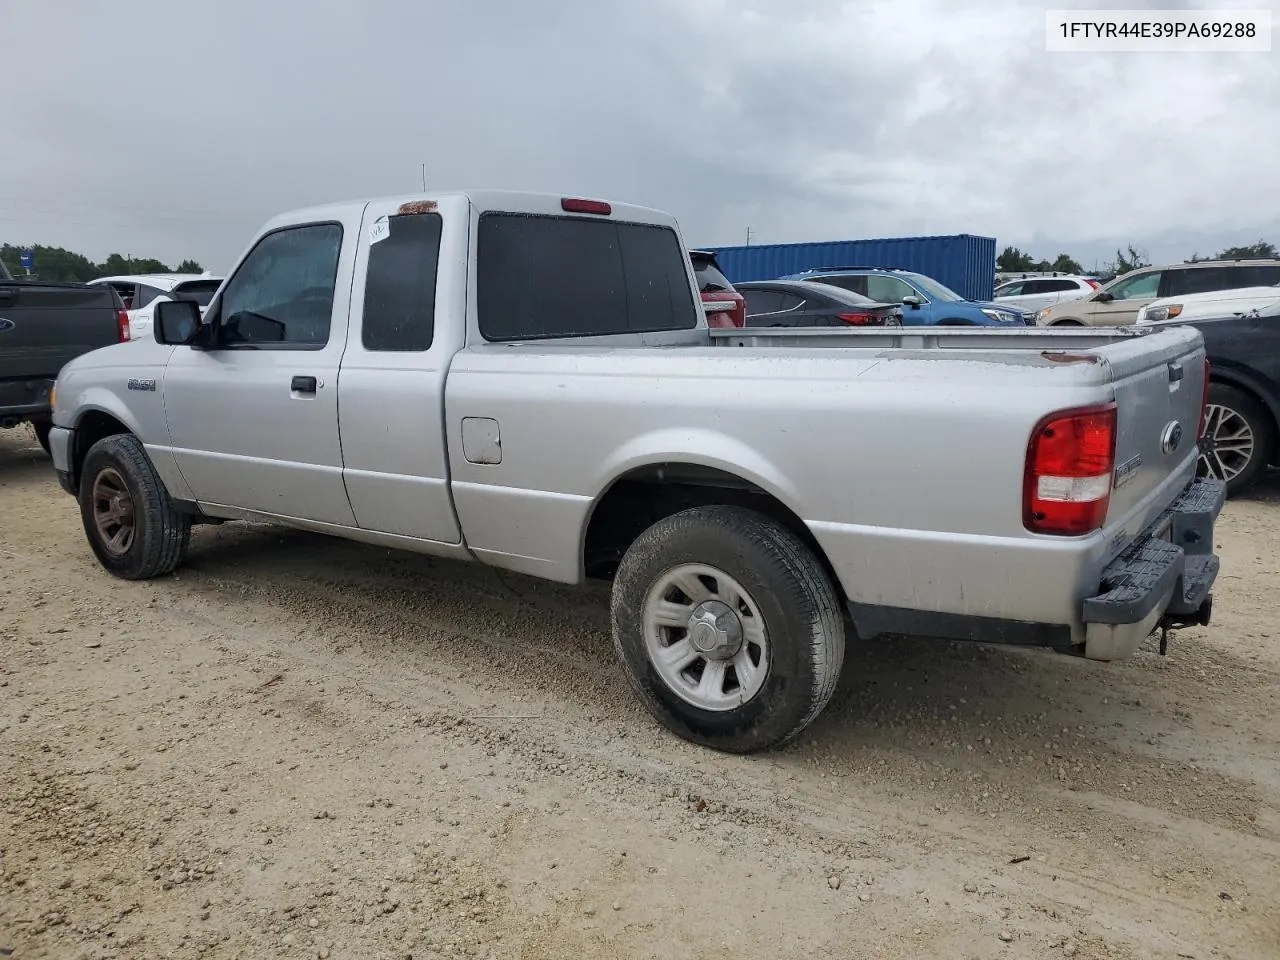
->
<box><xmin>1080</xmin><ymin>476</ymin><xmax>1224</xmax><ymax>660</ymax></box>
<box><xmin>840</xmin><ymin>476</ymin><xmax>1225</xmax><ymax>661</ymax></box>
<box><xmin>0</xmin><ymin>377</ymin><xmax>55</xmax><ymax>422</ymax></box>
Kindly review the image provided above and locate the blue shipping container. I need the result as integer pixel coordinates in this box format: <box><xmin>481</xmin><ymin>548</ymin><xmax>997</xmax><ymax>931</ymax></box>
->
<box><xmin>701</xmin><ymin>234</ymin><xmax>997</xmax><ymax>303</ymax></box>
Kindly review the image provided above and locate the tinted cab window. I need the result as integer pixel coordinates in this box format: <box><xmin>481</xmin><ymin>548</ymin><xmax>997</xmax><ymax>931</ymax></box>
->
<box><xmin>477</xmin><ymin>214</ymin><xmax>698</xmax><ymax>341</ymax></box>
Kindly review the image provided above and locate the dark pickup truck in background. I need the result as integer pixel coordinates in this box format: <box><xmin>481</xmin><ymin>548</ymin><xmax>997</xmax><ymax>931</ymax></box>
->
<box><xmin>0</xmin><ymin>257</ymin><xmax>126</xmax><ymax>452</ymax></box>
<box><xmin>1149</xmin><ymin>301</ymin><xmax>1280</xmax><ymax>496</ymax></box>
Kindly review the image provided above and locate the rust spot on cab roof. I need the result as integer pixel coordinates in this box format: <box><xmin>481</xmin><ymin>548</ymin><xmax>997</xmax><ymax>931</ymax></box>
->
<box><xmin>398</xmin><ymin>200</ymin><xmax>438</xmax><ymax>215</ymax></box>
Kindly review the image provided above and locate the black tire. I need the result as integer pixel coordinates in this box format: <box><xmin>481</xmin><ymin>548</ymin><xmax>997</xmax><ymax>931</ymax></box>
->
<box><xmin>1051</xmin><ymin>319</ymin><xmax>1084</xmax><ymax>326</ymax></box>
<box><xmin>1199</xmin><ymin>383</ymin><xmax>1275</xmax><ymax>497</ymax></box>
<box><xmin>610</xmin><ymin>505</ymin><xmax>845</xmax><ymax>753</ymax></box>
<box><xmin>78</xmin><ymin>434</ymin><xmax>191</xmax><ymax>580</ymax></box>
<box><xmin>31</xmin><ymin>420</ymin><xmax>52</xmax><ymax>455</ymax></box>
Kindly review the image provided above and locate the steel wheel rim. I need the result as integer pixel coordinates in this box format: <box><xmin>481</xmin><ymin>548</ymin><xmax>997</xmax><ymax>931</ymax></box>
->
<box><xmin>641</xmin><ymin>563</ymin><xmax>769</xmax><ymax>712</ymax></box>
<box><xmin>91</xmin><ymin>467</ymin><xmax>137</xmax><ymax>556</ymax></box>
<box><xmin>1198</xmin><ymin>403</ymin><xmax>1254</xmax><ymax>483</ymax></box>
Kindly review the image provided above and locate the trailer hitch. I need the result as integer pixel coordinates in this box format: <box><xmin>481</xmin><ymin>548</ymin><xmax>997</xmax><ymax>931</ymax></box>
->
<box><xmin>1156</xmin><ymin>595</ymin><xmax>1214</xmax><ymax>655</ymax></box>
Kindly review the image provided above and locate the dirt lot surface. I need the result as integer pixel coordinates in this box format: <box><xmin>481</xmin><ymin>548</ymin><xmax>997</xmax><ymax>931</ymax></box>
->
<box><xmin>2</xmin><ymin>428</ymin><xmax>1278</xmax><ymax>960</ymax></box>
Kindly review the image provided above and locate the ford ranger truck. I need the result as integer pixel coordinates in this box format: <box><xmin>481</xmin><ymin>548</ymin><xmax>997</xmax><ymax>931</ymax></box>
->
<box><xmin>46</xmin><ymin>191</ymin><xmax>1224</xmax><ymax>753</ymax></box>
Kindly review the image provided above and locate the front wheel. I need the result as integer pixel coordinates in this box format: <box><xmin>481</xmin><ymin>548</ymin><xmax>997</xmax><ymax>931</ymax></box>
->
<box><xmin>1198</xmin><ymin>383</ymin><xmax>1275</xmax><ymax>496</ymax></box>
<box><xmin>610</xmin><ymin>505</ymin><xmax>845</xmax><ymax>753</ymax></box>
<box><xmin>78</xmin><ymin>434</ymin><xmax>191</xmax><ymax>579</ymax></box>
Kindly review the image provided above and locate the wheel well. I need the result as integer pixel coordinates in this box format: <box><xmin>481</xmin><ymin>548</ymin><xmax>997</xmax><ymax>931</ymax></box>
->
<box><xmin>583</xmin><ymin>463</ymin><xmax>843</xmax><ymax>597</ymax></box>
<box><xmin>70</xmin><ymin>411</ymin><xmax>131</xmax><ymax>490</ymax></box>
<box><xmin>1051</xmin><ymin>319</ymin><xmax>1084</xmax><ymax>326</ymax></box>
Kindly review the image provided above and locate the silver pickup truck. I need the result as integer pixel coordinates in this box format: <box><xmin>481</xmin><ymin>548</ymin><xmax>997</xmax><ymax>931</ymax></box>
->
<box><xmin>47</xmin><ymin>191</ymin><xmax>1224</xmax><ymax>753</ymax></box>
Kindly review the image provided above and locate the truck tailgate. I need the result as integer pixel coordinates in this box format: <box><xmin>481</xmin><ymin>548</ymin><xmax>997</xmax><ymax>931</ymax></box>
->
<box><xmin>0</xmin><ymin>282</ymin><xmax>119</xmax><ymax>383</ymax></box>
<box><xmin>1097</xmin><ymin>325</ymin><xmax>1207</xmax><ymax>535</ymax></box>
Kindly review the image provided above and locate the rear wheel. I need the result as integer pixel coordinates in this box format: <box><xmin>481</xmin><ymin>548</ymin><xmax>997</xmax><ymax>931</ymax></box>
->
<box><xmin>610</xmin><ymin>505</ymin><xmax>845</xmax><ymax>753</ymax></box>
<box><xmin>1051</xmin><ymin>319</ymin><xmax>1084</xmax><ymax>326</ymax></box>
<box><xmin>1198</xmin><ymin>383</ymin><xmax>1274</xmax><ymax>496</ymax></box>
<box><xmin>79</xmin><ymin>434</ymin><xmax>190</xmax><ymax>579</ymax></box>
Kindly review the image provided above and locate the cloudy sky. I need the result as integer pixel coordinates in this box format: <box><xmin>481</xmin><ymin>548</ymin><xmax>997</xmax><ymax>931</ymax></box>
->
<box><xmin>4</xmin><ymin>0</ymin><xmax>1277</xmax><ymax>274</ymax></box>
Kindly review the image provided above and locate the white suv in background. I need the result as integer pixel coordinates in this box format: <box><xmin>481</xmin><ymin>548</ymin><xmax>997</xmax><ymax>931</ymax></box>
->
<box><xmin>993</xmin><ymin>275</ymin><xmax>1098</xmax><ymax>313</ymax></box>
<box><xmin>1137</xmin><ymin>283</ymin><xmax>1280</xmax><ymax>324</ymax></box>
<box><xmin>87</xmin><ymin>273</ymin><xmax>223</xmax><ymax>341</ymax></box>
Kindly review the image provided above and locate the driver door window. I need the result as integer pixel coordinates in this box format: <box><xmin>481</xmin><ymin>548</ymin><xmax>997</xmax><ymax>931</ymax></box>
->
<box><xmin>217</xmin><ymin>224</ymin><xmax>343</xmax><ymax>348</ymax></box>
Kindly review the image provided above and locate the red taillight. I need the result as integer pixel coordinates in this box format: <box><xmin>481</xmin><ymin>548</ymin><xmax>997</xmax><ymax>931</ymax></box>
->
<box><xmin>1198</xmin><ymin>358</ymin><xmax>1211</xmax><ymax>437</ymax></box>
<box><xmin>1024</xmin><ymin>402</ymin><xmax>1117</xmax><ymax>535</ymax></box>
<box><xmin>837</xmin><ymin>312</ymin><xmax>883</xmax><ymax>326</ymax></box>
<box><xmin>116</xmin><ymin>308</ymin><xmax>131</xmax><ymax>342</ymax></box>
<box><xmin>561</xmin><ymin>197</ymin><xmax>611</xmax><ymax>216</ymax></box>
<box><xmin>1085</xmin><ymin>279</ymin><xmax>1101</xmax><ymax>289</ymax></box>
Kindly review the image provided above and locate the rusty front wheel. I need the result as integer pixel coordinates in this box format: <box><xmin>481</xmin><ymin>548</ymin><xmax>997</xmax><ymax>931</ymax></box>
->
<box><xmin>91</xmin><ymin>466</ymin><xmax>137</xmax><ymax>556</ymax></box>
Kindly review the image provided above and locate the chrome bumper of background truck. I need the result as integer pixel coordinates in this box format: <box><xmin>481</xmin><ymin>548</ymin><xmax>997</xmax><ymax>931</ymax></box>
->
<box><xmin>1081</xmin><ymin>476</ymin><xmax>1224</xmax><ymax>661</ymax></box>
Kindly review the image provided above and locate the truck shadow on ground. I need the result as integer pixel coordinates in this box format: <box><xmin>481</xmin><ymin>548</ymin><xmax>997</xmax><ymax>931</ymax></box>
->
<box><xmin>181</xmin><ymin>517</ymin><xmax>1269</xmax><ymax>793</ymax></box>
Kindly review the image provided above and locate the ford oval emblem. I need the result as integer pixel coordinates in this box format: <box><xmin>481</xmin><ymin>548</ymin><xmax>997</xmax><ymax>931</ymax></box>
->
<box><xmin>0</xmin><ymin>317</ymin><xmax>14</xmax><ymax>332</ymax></box>
<box><xmin>1160</xmin><ymin>420</ymin><xmax>1184</xmax><ymax>455</ymax></box>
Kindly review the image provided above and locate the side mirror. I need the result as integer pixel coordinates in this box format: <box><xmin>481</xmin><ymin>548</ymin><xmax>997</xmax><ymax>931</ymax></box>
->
<box><xmin>155</xmin><ymin>299</ymin><xmax>202</xmax><ymax>345</ymax></box>
<box><xmin>901</xmin><ymin>296</ymin><xmax>922</xmax><ymax>309</ymax></box>
<box><xmin>1094</xmin><ymin>291</ymin><xmax>1115</xmax><ymax>303</ymax></box>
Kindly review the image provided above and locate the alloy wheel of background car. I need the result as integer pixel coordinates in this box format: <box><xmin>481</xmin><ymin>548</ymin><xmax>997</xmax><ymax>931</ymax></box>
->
<box><xmin>641</xmin><ymin>563</ymin><xmax>770</xmax><ymax>712</ymax></box>
<box><xmin>1197</xmin><ymin>384</ymin><xmax>1274</xmax><ymax>496</ymax></box>
<box><xmin>1199</xmin><ymin>404</ymin><xmax>1254</xmax><ymax>484</ymax></box>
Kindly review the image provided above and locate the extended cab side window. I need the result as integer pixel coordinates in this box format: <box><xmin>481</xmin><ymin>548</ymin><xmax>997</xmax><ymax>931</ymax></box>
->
<box><xmin>477</xmin><ymin>214</ymin><xmax>698</xmax><ymax>341</ymax></box>
<box><xmin>217</xmin><ymin>223</ymin><xmax>343</xmax><ymax>349</ymax></box>
<box><xmin>362</xmin><ymin>213</ymin><xmax>441</xmax><ymax>352</ymax></box>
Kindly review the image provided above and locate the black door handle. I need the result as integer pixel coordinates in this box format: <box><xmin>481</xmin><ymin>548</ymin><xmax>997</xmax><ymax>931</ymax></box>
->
<box><xmin>0</xmin><ymin>288</ymin><xmax>16</xmax><ymax>302</ymax></box>
<box><xmin>290</xmin><ymin>375</ymin><xmax>317</xmax><ymax>393</ymax></box>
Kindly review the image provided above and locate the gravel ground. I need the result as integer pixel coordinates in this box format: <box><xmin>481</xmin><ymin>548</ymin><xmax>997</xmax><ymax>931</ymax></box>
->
<box><xmin>2</xmin><ymin>427</ymin><xmax>1278</xmax><ymax>960</ymax></box>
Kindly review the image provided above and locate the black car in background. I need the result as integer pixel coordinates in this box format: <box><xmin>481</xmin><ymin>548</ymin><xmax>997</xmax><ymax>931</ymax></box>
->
<box><xmin>1149</xmin><ymin>300</ymin><xmax>1280</xmax><ymax>496</ymax></box>
<box><xmin>735</xmin><ymin>279</ymin><xmax>902</xmax><ymax>328</ymax></box>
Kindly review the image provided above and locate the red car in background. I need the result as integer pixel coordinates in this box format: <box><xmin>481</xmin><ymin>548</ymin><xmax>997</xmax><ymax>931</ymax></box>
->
<box><xmin>689</xmin><ymin>250</ymin><xmax>745</xmax><ymax>329</ymax></box>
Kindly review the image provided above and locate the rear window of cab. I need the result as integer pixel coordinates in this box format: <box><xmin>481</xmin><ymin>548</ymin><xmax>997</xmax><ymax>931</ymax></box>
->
<box><xmin>477</xmin><ymin>213</ymin><xmax>699</xmax><ymax>341</ymax></box>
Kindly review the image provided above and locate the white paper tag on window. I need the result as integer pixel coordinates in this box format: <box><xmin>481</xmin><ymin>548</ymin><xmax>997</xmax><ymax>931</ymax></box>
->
<box><xmin>369</xmin><ymin>216</ymin><xmax>390</xmax><ymax>245</ymax></box>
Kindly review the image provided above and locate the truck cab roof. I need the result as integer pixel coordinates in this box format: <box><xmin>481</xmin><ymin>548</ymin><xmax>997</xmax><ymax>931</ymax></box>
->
<box><xmin>260</xmin><ymin>191</ymin><xmax>680</xmax><ymax>233</ymax></box>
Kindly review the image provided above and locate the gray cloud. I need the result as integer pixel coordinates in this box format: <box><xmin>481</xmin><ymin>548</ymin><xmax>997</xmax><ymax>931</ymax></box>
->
<box><xmin>3</xmin><ymin>0</ymin><xmax>1277</xmax><ymax>273</ymax></box>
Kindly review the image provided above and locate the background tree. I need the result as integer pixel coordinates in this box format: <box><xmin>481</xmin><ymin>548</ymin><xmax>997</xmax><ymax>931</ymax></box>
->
<box><xmin>175</xmin><ymin>259</ymin><xmax>204</xmax><ymax>273</ymax></box>
<box><xmin>996</xmin><ymin>246</ymin><xmax>1036</xmax><ymax>272</ymax></box>
<box><xmin>1213</xmin><ymin>240</ymin><xmax>1276</xmax><ymax>260</ymax></box>
<box><xmin>1050</xmin><ymin>253</ymin><xmax>1084</xmax><ymax>273</ymax></box>
<box><xmin>1111</xmin><ymin>245</ymin><xmax>1150</xmax><ymax>276</ymax></box>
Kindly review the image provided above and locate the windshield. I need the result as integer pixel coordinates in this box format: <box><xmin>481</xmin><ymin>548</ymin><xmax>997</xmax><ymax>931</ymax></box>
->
<box><xmin>902</xmin><ymin>272</ymin><xmax>964</xmax><ymax>302</ymax></box>
<box><xmin>172</xmin><ymin>279</ymin><xmax>222</xmax><ymax>307</ymax></box>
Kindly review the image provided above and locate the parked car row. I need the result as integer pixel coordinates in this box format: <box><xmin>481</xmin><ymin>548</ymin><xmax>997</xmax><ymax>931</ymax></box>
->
<box><xmin>1035</xmin><ymin>258</ymin><xmax>1280</xmax><ymax>327</ymax></box>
